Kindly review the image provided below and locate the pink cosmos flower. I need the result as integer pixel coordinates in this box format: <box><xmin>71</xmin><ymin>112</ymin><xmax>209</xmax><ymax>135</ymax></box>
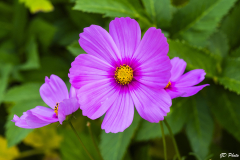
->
<box><xmin>164</xmin><ymin>57</ymin><xmax>209</xmax><ymax>99</ymax></box>
<box><xmin>12</xmin><ymin>75</ymin><xmax>79</xmax><ymax>128</ymax></box>
<box><xmin>69</xmin><ymin>17</ymin><xmax>172</xmax><ymax>133</ymax></box>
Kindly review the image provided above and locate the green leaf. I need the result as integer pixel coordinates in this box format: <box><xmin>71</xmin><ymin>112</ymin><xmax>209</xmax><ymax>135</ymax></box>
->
<box><xmin>142</xmin><ymin>0</ymin><xmax>172</xmax><ymax>28</ymax></box>
<box><xmin>21</xmin><ymin>56</ymin><xmax>69</xmax><ymax>82</ymax></box>
<box><xmin>168</xmin><ymin>40</ymin><xmax>219</xmax><ymax>77</ymax></box>
<box><xmin>171</xmin><ymin>0</ymin><xmax>189</xmax><ymax>7</ymax></box>
<box><xmin>0</xmin><ymin>41</ymin><xmax>20</xmax><ymax>66</ymax></box>
<box><xmin>60</xmin><ymin>129</ymin><xmax>100</xmax><ymax>160</ymax></box>
<box><xmin>100</xmin><ymin>112</ymin><xmax>141</xmax><ymax>160</ymax></box>
<box><xmin>218</xmin><ymin>57</ymin><xmax>240</xmax><ymax>94</ymax></box>
<box><xmin>231</xmin><ymin>46</ymin><xmax>240</xmax><ymax>57</ymax></box>
<box><xmin>19</xmin><ymin>0</ymin><xmax>54</xmax><ymax>13</ymax></box>
<box><xmin>3</xmin><ymin>83</ymin><xmax>42</xmax><ymax>102</ymax></box>
<box><xmin>171</xmin><ymin>0</ymin><xmax>237</xmax><ymax>46</ymax></box>
<box><xmin>207</xmin><ymin>85</ymin><xmax>240</xmax><ymax>142</ymax></box>
<box><xmin>207</xmin><ymin>31</ymin><xmax>229</xmax><ymax>59</ymax></box>
<box><xmin>74</xmin><ymin>0</ymin><xmax>140</xmax><ymax>17</ymax></box>
<box><xmin>73</xmin><ymin>0</ymin><xmax>151</xmax><ymax>26</ymax></box>
<box><xmin>0</xmin><ymin>2</ymin><xmax>13</xmax><ymax>39</ymax></box>
<box><xmin>6</xmin><ymin>99</ymin><xmax>46</xmax><ymax>147</ymax></box>
<box><xmin>0</xmin><ymin>64</ymin><xmax>12</xmax><ymax>103</ymax></box>
<box><xmin>135</xmin><ymin>97</ymin><xmax>191</xmax><ymax>141</ymax></box>
<box><xmin>186</xmin><ymin>94</ymin><xmax>214</xmax><ymax>159</ymax></box>
<box><xmin>66</xmin><ymin>6</ymin><xmax>105</xmax><ymax>29</ymax></box>
<box><xmin>220</xmin><ymin>2</ymin><xmax>240</xmax><ymax>50</ymax></box>
<box><xmin>67</xmin><ymin>41</ymin><xmax>86</xmax><ymax>57</ymax></box>
<box><xmin>29</xmin><ymin>18</ymin><xmax>56</xmax><ymax>49</ymax></box>
<box><xmin>12</xmin><ymin>1</ymin><xmax>28</xmax><ymax>47</ymax></box>
<box><xmin>20</xmin><ymin>36</ymin><xmax>40</xmax><ymax>70</ymax></box>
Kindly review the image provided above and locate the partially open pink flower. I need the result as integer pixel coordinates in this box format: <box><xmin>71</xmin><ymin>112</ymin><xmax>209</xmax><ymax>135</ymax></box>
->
<box><xmin>69</xmin><ymin>17</ymin><xmax>172</xmax><ymax>133</ymax></box>
<box><xmin>12</xmin><ymin>75</ymin><xmax>79</xmax><ymax>128</ymax></box>
<box><xmin>165</xmin><ymin>57</ymin><xmax>209</xmax><ymax>99</ymax></box>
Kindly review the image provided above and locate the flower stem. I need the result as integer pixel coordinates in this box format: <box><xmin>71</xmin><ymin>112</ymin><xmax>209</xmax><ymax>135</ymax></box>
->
<box><xmin>159</xmin><ymin>121</ymin><xmax>167</xmax><ymax>160</ymax></box>
<box><xmin>164</xmin><ymin>119</ymin><xmax>181</xmax><ymax>160</ymax></box>
<box><xmin>69</xmin><ymin>121</ymin><xmax>94</xmax><ymax>160</ymax></box>
<box><xmin>87</xmin><ymin>122</ymin><xmax>103</xmax><ymax>160</ymax></box>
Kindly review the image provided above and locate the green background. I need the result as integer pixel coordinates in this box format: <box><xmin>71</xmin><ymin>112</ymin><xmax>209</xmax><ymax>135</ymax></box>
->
<box><xmin>0</xmin><ymin>0</ymin><xmax>240</xmax><ymax>159</ymax></box>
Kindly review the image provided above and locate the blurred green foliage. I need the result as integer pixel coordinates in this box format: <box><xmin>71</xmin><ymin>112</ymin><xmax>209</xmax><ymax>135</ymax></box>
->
<box><xmin>0</xmin><ymin>0</ymin><xmax>240</xmax><ymax>160</ymax></box>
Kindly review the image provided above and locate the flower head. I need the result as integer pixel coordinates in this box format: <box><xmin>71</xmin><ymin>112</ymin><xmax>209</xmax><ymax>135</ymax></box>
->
<box><xmin>12</xmin><ymin>75</ymin><xmax>79</xmax><ymax>128</ymax></box>
<box><xmin>69</xmin><ymin>17</ymin><xmax>172</xmax><ymax>133</ymax></box>
<box><xmin>165</xmin><ymin>57</ymin><xmax>209</xmax><ymax>99</ymax></box>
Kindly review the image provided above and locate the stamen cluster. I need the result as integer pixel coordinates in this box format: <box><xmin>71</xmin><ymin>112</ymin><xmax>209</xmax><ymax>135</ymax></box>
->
<box><xmin>54</xmin><ymin>102</ymin><xmax>59</xmax><ymax>116</ymax></box>
<box><xmin>114</xmin><ymin>64</ymin><xmax>133</xmax><ymax>85</ymax></box>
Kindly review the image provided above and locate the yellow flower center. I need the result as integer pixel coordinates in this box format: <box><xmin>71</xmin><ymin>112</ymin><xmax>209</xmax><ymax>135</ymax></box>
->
<box><xmin>165</xmin><ymin>81</ymin><xmax>171</xmax><ymax>89</ymax></box>
<box><xmin>54</xmin><ymin>102</ymin><xmax>59</xmax><ymax>116</ymax></box>
<box><xmin>114</xmin><ymin>64</ymin><xmax>133</xmax><ymax>85</ymax></box>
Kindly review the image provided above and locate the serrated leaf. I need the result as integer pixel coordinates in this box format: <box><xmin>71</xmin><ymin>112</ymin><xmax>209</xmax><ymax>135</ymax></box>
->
<box><xmin>206</xmin><ymin>85</ymin><xmax>240</xmax><ymax>142</ymax></box>
<box><xmin>23</xmin><ymin>124</ymin><xmax>62</xmax><ymax>150</ymax></box>
<box><xmin>220</xmin><ymin>2</ymin><xmax>240</xmax><ymax>50</ymax></box>
<box><xmin>142</xmin><ymin>0</ymin><xmax>171</xmax><ymax>28</ymax></box>
<box><xmin>67</xmin><ymin>41</ymin><xmax>86</xmax><ymax>57</ymax></box>
<box><xmin>186</xmin><ymin>94</ymin><xmax>214</xmax><ymax>159</ymax></box>
<box><xmin>60</xmin><ymin>129</ymin><xmax>100</xmax><ymax>160</ymax></box>
<box><xmin>0</xmin><ymin>136</ymin><xmax>19</xmax><ymax>160</ymax></box>
<box><xmin>135</xmin><ymin>97</ymin><xmax>191</xmax><ymax>141</ymax></box>
<box><xmin>20</xmin><ymin>36</ymin><xmax>40</xmax><ymax>70</ymax></box>
<box><xmin>6</xmin><ymin>99</ymin><xmax>46</xmax><ymax>147</ymax></box>
<box><xmin>73</xmin><ymin>0</ymin><xmax>151</xmax><ymax>26</ymax></box>
<box><xmin>74</xmin><ymin>0</ymin><xmax>140</xmax><ymax>17</ymax></box>
<box><xmin>100</xmin><ymin>112</ymin><xmax>141</xmax><ymax>160</ymax></box>
<box><xmin>19</xmin><ymin>0</ymin><xmax>54</xmax><ymax>13</ymax></box>
<box><xmin>3</xmin><ymin>83</ymin><xmax>42</xmax><ymax>102</ymax></box>
<box><xmin>171</xmin><ymin>0</ymin><xmax>237</xmax><ymax>46</ymax></box>
<box><xmin>168</xmin><ymin>40</ymin><xmax>219</xmax><ymax>77</ymax></box>
<box><xmin>218</xmin><ymin>57</ymin><xmax>240</xmax><ymax>94</ymax></box>
<box><xmin>0</xmin><ymin>64</ymin><xmax>12</xmax><ymax>103</ymax></box>
<box><xmin>207</xmin><ymin>31</ymin><xmax>229</xmax><ymax>59</ymax></box>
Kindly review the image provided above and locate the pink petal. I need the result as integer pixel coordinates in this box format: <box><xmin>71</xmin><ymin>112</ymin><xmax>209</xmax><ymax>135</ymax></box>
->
<box><xmin>129</xmin><ymin>81</ymin><xmax>171</xmax><ymax>123</ymax></box>
<box><xmin>109</xmin><ymin>17</ymin><xmax>141</xmax><ymax>64</ymax></box>
<box><xmin>131</xmin><ymin>27</ymin><xmax>171</xmax><ymax>88</ymax></box>
<box><xmin>12</xmin><ymin>114</ymin><xmax>32</xmax><ymax>129</ymax></box>
<box><xmin>101</xmin><ymin>86</ymin><xmax>134</xmax><ymax>133</ymax></box>
<box><xmin>170</xmin><ymin>57</ymin><xmax>187</xmax><ymax>82</ymax></box>
<box><xmin>175</xmin><ymin>69</ymin><xmax>206</xmax><ymax>87</ymax></box>
<box><xmin>40</xmin><ymin>75</ymin><xmax>69</xmax><ymax>109</ymax></box>
<box><xmin>30</xmin><ymin>106</ymin><xmax>58</xmax><ymax>123</ymax></box>
<box><xmin>58</xmin><ymin>98</ymin><xmax>79</xmax><ymax>124</ymax></box>
<box><xmin>69</xmin><ymin>86</ymin><xmax>77</xmax><ymax>98</ymax></box>
<box><xmin>25</xmin><ymin>111</ymin><xmax>53</xmax><ymax>128</ymax></box>
<box><xmin>79</xmin><ymin>25</ymin><xmax>122</xmax><ymax>67</ymax></box>
<box><xmin>165</xmin><ymin>88</ymin><xmax>185</xmax><ymax>99</ymax></box>
<box><xmin>69</xmin><ymin>54</ymin><xmax>114</xmax><ymax>89</ymax></box>
<box><xmin>134</xmin><ymin>55</ymin><xmax>171</xmax><ymax>88</ymax></box>
<box><xmin>131</xmin><ymin>27</ymin><xmax>169</xmax><ymax>66</ymax></box>
<box><xmin>176</xmin><ymin>84</ymin><xmax>209</xmax><ymax>97</ymax></box>
<box><xmin>78</xmin><ymin>79</ymin><xmax>119</xmax><ymax>120</ymax></box>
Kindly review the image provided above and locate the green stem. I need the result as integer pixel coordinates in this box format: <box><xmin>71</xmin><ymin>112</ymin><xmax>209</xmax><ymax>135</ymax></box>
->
<box><xmin>69</xmin><ymin>121</ymin><xmax>94</xmax><ymax>160</ymax></box>
<box><xmin>159</xmin><ymin>121</ymin><xmax>167</xmax><ymax>160</ymax></box>
<box><xmin>87</xmin><ymin>122</ymin><xmax>103</xmax><ymax>160</ymax></box>
<box><xmin>164</xmin><ymin>119</ymin><xmax>181</xmax><ymax>160</ymax></box>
